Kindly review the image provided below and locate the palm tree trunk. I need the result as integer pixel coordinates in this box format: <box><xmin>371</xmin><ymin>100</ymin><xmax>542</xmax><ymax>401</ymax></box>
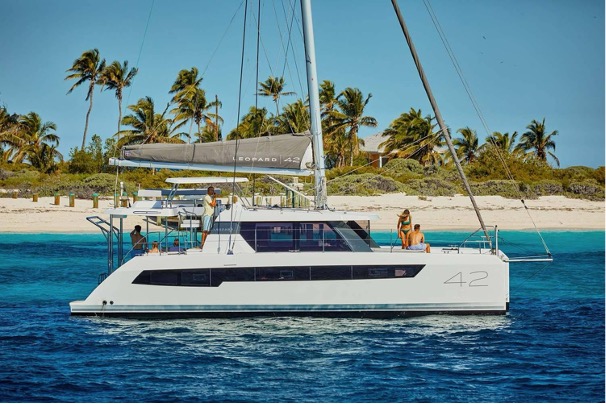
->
<box><xmin>82</xmin><ymin>84</ymin><xmax>94</xmax><ymax>150</ymax></box>
<box><xmin>117</xmin><ymin>97</ymin><xmax>122</xmax><ymax>136</ymax></box>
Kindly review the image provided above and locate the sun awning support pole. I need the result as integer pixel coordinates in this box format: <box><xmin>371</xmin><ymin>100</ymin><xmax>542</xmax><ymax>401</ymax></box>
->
<box><xmin>391</xmin><ymin>0</ymin><xmax>492</xmax><ymax>247</ymax></box>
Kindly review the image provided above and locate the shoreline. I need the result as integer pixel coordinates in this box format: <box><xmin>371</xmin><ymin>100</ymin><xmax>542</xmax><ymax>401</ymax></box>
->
<box><xmin>0</xmin><ymin>194</ymin><xmax>603</xmax><ymax>233</ymax></box>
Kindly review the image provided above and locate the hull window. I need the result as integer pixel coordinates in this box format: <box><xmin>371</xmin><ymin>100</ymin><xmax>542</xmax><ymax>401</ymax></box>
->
<box><xmin>132</xmin><ymin>265</ymin><xmax>424</xmax><ymax>287</ymax></box>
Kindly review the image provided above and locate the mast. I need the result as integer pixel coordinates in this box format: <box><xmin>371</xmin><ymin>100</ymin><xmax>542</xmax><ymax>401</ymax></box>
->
<box><xmin>391</xmin><ymin>0</ymin><xmax>492</xmax><ymax>245</ymax></box>
<box><xmin>301</xmin><ymin>0</ymin><xmax>327</xmax><ymax>209</ymax></box>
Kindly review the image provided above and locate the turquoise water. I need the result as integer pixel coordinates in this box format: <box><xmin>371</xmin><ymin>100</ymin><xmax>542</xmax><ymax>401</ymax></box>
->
<box><xmin>0</xmin><ymin>230</ymin><xmax>604</xmax><ymax>402</ymax></box>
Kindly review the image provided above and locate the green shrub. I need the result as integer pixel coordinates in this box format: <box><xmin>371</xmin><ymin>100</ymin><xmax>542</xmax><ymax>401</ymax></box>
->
<box><xmin>383</xmin><ymin>158</ymin><xmax>424</xmax><ymax>175</ymax></box>
<box><xmin>565</xmin><ymin>181</ymin><xmax>605</xmax><ymax>201</ymax></box>
<box><xmin>405</xmin><ymin>178</ymin><xmax>459</xmax><ymax>196</ymax></box>
<box><xmin>326</xmin><ymin>165</ymin><xmax>379</xmax><ymax>181</ymax></box>
<box><xmin>470</xmin><ymin>180</ymin><xmax>524</xmax><ymax>199</ymax></box>
<box><xmin>555</xmin><ymin>166</ymin><xmax>596</xmax><ymax>182</ymax></box>
<box><xmin>533</xmin><ymin>180</ymin><xmax>564</xmax><ymax>196</ymax></box>
<box><xmin>327</xmin><ymin>173</ymin><xmax>407</xmax><ymax>195</ymax></box>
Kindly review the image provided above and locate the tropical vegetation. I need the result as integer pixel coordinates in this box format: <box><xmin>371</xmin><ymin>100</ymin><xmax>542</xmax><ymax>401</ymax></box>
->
<box><xmin>0</xmin><ymin>50</ymin><xmax>603</xmax><ymax>202</ymax></box>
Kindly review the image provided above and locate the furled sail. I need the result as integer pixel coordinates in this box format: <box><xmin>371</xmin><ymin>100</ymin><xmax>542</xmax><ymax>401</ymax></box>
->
<box><xmin>109</xmin><ymin>133</ymin><xmax>314</xmax><ymax>176</ymax></box>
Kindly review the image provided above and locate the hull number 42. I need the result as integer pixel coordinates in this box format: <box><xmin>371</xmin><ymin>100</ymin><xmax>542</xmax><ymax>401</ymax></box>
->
<box><xmin>444</xmin><ymin>271</ymin><xmax>488</xmax><ymax>287</ymax></box>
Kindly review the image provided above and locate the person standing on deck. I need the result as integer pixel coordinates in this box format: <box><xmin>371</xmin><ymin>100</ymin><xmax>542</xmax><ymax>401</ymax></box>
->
<box><xmin>397</xmin><ymin>209</ymin><xmax>413</xmax><ymax>249</ymax></box>
<box><xmin>130</xmin><ymin>225</ymin><xmax>147</xmax><ymax>256</ymax></box>
<box><xmin>200</xmin><ymin>186</ymin><xmax>217</xmax><ymax>249</ymax></box>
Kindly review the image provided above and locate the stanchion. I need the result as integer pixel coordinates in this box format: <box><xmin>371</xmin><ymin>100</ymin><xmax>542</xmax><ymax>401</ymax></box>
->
<box><xmin>54</xmin><ymin>192</ymin><xmax>60</xmax><ymax>205</ymax></box>
<box><xmin>92</xmin><ymin>193</ymin><xmax>99</xmax><ymax>208</ymax></box>
<box><xmin>32</xmin><ymin>193</ymin><xmax>38</xmax><ymax>202</ymax></box>
<box><xmin>69</xmin><ymin>192</ymin><xmax>75</xmax><ymax>207</ymax></box>
<box><xmin>132</xmin><ymin>191</ymin><xmax>138</xmax><ymax>203</ymax></box>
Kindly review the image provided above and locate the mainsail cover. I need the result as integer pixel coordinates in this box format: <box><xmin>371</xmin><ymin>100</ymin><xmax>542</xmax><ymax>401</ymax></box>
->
<box><xmin>111</xmin><ymin>133</ymin><xmax>314</xmax><ymax>176</ymax></box>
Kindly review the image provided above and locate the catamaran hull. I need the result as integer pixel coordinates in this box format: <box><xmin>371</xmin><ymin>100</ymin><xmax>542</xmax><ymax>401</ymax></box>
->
<box><xmin>70</xmin><ymin>250</ymin><xmax>509</xmax><ymax>318</ymax></box>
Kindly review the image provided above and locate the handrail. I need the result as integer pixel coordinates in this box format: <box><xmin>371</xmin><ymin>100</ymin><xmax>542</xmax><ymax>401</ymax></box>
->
<box><xmin>86</xmin><ymin>216</ymin><xmax>120</xmax><ymax>241</ymax></box>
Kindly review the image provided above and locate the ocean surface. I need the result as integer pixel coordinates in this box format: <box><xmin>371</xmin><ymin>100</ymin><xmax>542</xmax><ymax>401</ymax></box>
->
<box><xmin>0</xmin><ymin>230</ymin><xmax>603</xmax><ymax>403</ymax></box>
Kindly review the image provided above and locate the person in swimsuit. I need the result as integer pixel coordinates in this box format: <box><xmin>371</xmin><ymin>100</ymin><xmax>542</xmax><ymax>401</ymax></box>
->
<box><xmin>407</xmin><ymin>224</ymin><xmax>430</xmax><ymax>253</ymax></box>
<box><xmin>397</xmin><ymin>209</ymin><xmax>412</xmax><ymax>249</ymax></box>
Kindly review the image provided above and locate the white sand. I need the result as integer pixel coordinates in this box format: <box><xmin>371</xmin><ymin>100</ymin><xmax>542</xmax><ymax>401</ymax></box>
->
<box><xmin>0</xmin><ymin>194</ymin><xmax>603</xmax><ymax>233</ymax></box>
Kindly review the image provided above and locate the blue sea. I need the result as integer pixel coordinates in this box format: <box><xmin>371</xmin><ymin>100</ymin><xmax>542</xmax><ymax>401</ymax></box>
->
<box><xmin>0</xmin><ymin>230</ymin><xmax>604</xmax><ymax>403</ymax></box>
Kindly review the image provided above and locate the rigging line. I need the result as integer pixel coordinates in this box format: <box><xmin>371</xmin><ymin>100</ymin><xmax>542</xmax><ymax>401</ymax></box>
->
<box><xmin>326</xmin><ymin>129</ymin><xmax>440</xmax><ymax>185</ymax></box>
<box><xmin>423</xmin><ymin>0</ymin><xmax>551</xmax><ymax>254</ymax></box>
<box><xmin>229</xmin><ymin>0</ymin><xmax>250</xmax><ymax>252</ymax></box>
<box><xmin>252</xmin><ymin>0</ymin><xmax>262</xmax><ymax>205</ymax></box>
<box><xmin>268</xmin><ymin>0</ymin><xmax>297</xmax><ymax>114</ymax></box>
<box><xmin>281</xmin><ymin>0</ymin><xmax>306</xmax><ymax>99</ymax></box>
<box><xmin>279</xmin><ymin>0</ymin><xmax>304</xmax><ymax>99</ymax></box>
<box><xmin>422</xmin><ymin>0</ymin><xmax>515</xmax><ymax>184</ymax></box>
<box><xmin>200</xmin><ymin>1</ymin><xmax>246</xmax><ymax>77</ymax></box>
<box><xmin>113</xmin><ymin>0</ymin><xmax>155</xmax><ymax>200</ymax></box>
<box><xmin>122</xmin><ymin>0</ymin><xmax>155</xmax><ymax>142</ymax></box>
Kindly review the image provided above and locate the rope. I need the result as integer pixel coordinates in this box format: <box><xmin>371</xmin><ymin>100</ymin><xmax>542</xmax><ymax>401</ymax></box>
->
<box><xmin>112</xmin><ymin>0</ymin><xmax>155</xmax><ymax>202</ymax></box>
<box><xmin>422</xmin><ymin>0</ymin><xmax>551</xmax><ymax>256</ymax></box>
<box><xmin>200</xmin><ymin>2</ymin><xmax>246</xmax><ymax>77</ymax></box>
<box><xmin>227</xmin><ymin>0</ymin><xmax>250</xmax><ymax>252</ymax></box>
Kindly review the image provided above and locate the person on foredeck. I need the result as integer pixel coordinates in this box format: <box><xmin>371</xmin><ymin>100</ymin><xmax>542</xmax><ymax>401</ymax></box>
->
<box><xmin>149</xmin><ymin>241</ymin><xmax>160</xmax><ymax>254</ymax></box>
<box><xmin>397</xmin><ymin>209</ymin><xmax>413</xmax><ymax>249</ymax></box>
<box><xmin>130</xmin><ymin>225</ymin><xmax>147</xmax><ymax>256</ymax></box>
<box><xmin>407</xmin><ymin>224</ymin><xmax>431</xmax><ymax>253</ymax></box>
<box><xmin>200</xmin><ymin>186</ymin><xmax>217</xmax><ymax>250</ymax></box>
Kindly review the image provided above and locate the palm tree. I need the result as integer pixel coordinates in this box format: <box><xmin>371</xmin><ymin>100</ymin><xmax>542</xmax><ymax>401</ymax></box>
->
<box><xmin>257</xmin><ymin>76</ymin><xmax>295</xmax><ymax>125</ymax></box>
<box><xmin>227</xmin><ymin>107</ymin><xmax>272</xmax><ymax>140</ymax></box>
<box><xmin>328</xmin><ymin>87</ymin><xmax>377</xmax><ymax>166</ymax></box>
<box><xmin>169</xmin><ymin>67</ymin><xmax>221</xmax><ymax>140</ymax></box>
<box><xmin>117</xmin><ymin>97</ymin><xmax>187</xmax><ymax>147</ymax></box>
<box><xmin>516</xmin><ymin>118</ymin><xmax>559</xmax><ymax>166</ymax></box>
<box><xmin>277</xmin><ymin>99</ymin><xmax>310</xmax><ymax>134</ymax></box>
<box><xmin>100</xmin><ymin>60</ymin><xmax>138</xmax><ymax>135</ymax></box>
<box><xmin>319</xmin><ymin>80</ymin><xmax>337</xmax><ymax>119</ymax></box>
<box><xmin>65</xmin><ymin>49</ymin><xmax>106</xmax><ymax>149</ymax></box>
<box><xmin>2</xmin><ymin>112</ymin><xmax>63</xmax><ymax>170</ymax></box>
<box><xmin>453</xmin><ymin>127</ymin><xmax>480</xmax><ymax>164</ymax></box>
<box><xmin>380</xmin><ymin>108</ymin><xmax>445</xmax><ymax>167</ymax></box>
<box><xmin>485</xmin><ymin>131</ymin><xmax>518</xmax><ymax>154</ymax></box>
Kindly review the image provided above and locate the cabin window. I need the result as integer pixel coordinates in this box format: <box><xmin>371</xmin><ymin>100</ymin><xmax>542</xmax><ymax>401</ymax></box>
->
<box><xmin>150</xmin><ymin>271</ymin><xmax>178</xmax><ymax>286</ymax></box>
<box><xmin>181</xmin><ymin>270</ymin><xmax>210</xmax><ymax>286</ymax></box>
<box><xmin>254</xmin><ymin>223</ymin><xmax>295</xmax><ymax>252</ymax></box>
<box><xmin>211</xmin><ymin>268</ymin><xmax>254</xmax><ymax>286</ymax></box>
<box><xmin>131</xmin><ymin>265</ymin><xmax>424</xmax><ymax>287</ymax></box>
<box><xmin>311</xmin><ymin>266</ymin><xmax>352</xmax><ymax>280</ymax></box>
<box><xmin>298</xmin><ymin>223</ymin><xmax>350</xmax><ymax>252</ymax></box>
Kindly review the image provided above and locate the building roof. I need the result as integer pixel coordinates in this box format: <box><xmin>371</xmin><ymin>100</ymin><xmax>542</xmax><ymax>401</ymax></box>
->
<box><xmin>360</xmin><ymin>132</ymin><xmax>389</xmax><ymax>153</ymax></box>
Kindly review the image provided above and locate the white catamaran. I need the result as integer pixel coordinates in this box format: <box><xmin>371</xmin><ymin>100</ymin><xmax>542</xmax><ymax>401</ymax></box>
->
<box><xmin>70</xmin><ymin>0</ymin><xmax>548</xmax><ymax>318</ymax></box>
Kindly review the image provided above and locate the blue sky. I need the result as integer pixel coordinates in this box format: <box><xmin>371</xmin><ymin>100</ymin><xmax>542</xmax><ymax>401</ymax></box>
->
<box><xmin>1</xmin><ymin>0</ymin><xmax>604</xmax><ymax>168</ymax></box>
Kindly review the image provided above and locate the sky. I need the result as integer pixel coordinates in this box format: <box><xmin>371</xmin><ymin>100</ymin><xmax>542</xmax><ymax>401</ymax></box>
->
<box><xmin>1</xmin><ymin>0</ymin><xmax>604</xmax><ymax>168</ymax></box>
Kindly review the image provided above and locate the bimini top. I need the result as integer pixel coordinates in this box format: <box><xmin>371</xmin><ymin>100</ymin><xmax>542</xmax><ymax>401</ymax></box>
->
<box><xmin>109</xmin><ymin>133</ymin><xmax>314</xmax><ymax>176</ymax></box>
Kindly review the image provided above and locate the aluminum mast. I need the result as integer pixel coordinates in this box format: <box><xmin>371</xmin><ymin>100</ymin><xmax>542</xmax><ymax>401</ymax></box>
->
<box><xmin>301</xmin><ymin>0</ymin><xmax>328</xmax><ymax>209</ymax></box>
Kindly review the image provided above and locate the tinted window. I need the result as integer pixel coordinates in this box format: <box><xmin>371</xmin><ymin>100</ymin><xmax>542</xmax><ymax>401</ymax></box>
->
<box><xmin>182</xmin><ymin>270</ymin><xmax>210</xmax><ymax>286</ymax></box>
<box><xmin>150</xmin><ymin>271</ymin><xmax>178</xmax><ymax>286</ymax></box>
<box><xmin>311</xmin><ymin>266</ymin><xmax>352</xmax><ymax>280</ymax></box>
<box><xmin>256</xmin><ymin>223</ymin><xmax>295</xmax><ymax>252</ymax></box>
<box><xmin>299</xmin><ymin>223</ymin><xmax>350</xmax><ymax>252</ymax></box>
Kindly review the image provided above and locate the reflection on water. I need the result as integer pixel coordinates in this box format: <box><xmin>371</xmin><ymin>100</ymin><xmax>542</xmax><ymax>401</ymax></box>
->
<box><xmin>79</xmin><ymin>314</ymin><xmax>512</xmax><ymax>343</ymax></box>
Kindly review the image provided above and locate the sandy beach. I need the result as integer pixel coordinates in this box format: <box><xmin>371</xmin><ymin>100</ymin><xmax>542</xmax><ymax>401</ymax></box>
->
<box><xmin>0</xmin><ymin>194</ymin><xmax>603</xmax><ymax>233</ymax></box>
